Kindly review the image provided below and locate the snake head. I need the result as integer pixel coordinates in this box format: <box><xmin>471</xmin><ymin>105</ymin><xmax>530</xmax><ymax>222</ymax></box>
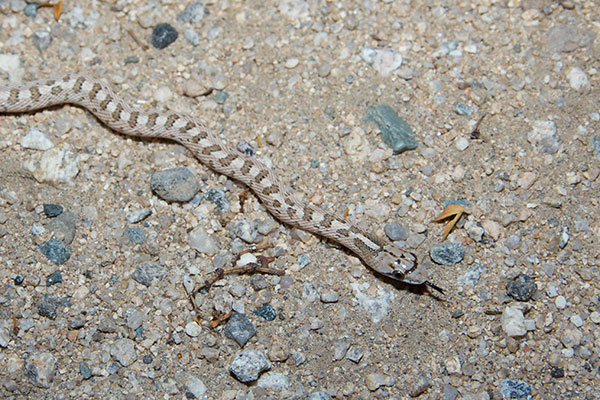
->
<box><xmin>372</xmin><ymin>243</ymin><xmax>444</xmax><ymax>293</ymax></box>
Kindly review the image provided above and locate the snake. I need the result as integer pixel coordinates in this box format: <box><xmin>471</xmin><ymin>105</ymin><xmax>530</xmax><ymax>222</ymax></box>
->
<box><xmin>0</xmin><ymin>74</ymin><xmax>441</xmax><ymax>291</ymax></box>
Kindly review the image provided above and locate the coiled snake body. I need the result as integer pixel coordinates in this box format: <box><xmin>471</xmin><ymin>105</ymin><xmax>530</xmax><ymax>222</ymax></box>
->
<box><xmin>0</xmin><ymin>74</ymin><xmax>438</xmax><ymax>288</ymax></box>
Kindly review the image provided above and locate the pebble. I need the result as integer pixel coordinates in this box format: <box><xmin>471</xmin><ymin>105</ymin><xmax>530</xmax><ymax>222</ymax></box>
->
<box><xmin>188</xmin><ymin>227</ymin><xmax>219</xmax><ymax>255</ymax></box>
<box><xmin>153</xmin><ymin>86</ymin><xmax>173</xmax><ymax>103</ymax></box>
<box><xmin>409</xmin><ymin>373</ymin><xmax>432</xmax><ymax>397</ymax></box>
<box><xmin>284</xmin><ymin>58</ymin><xmax>299</xmax><ymax>69</ymax></box>
<box><xmin>183</xmin><ymin>28</ymin><xmax>199</xmax><ymax>46</ymax></box>
<box><xmin>351</xmin><ymin>283</ymin><xmax>394</xmax><ymax>324</ymax></box>
<box><xmin>150</xmin><ymin>23</ymin><xmax>178</xmax><ymax>49</ymax></box>
<box><xmin>455</xmin><ymin>103</ymin><xmax>474</xmax><ymax>116</ymax></box>
<box><xmin>555</xmin><ymin>295</ymin><xmax>567</xmax><ymax>309</ymax></box>
<box><xmin>364</xmin><ymin>104</ymin><xmax>418</xmax><ymax>153</ymax></box>
<box><xmin>506</xmin><ymin>274</ymin><xmax>537</xmax><ymax>301</ymax></box>
<box><xmin>442</xmin><ymin>384</ymin><xmax>460</xmax><ymax>400</ymax></box>
<box><xmin>360</xmin><ymin>47</ymin><xmax>402</xmax><ymax>76</ymax></box>
<box><xmin>43</xmin><ymin>204</ymin><xmax>63</xmax><ymax>218</ymax></box>
<box><xmin>566</xmin><ymin>67</ymin><xmax>589</xmax><ymax>90</ymax></box>
<box><xmin>320</xmin><ymin>290</ymin><xmax>339</xmax><ymax>303</ymax></box>
<box><xmin>224</xmin><ymin>312</ymin><xmax>256</xmax><ymax>347</ymax></box>
<box><xmin>177</xmin><ymin>2</ymin><xmax>206</xmax><ymax>23</ymax></box>
<box><xmin>45</xmin><ymin>271</ymin><xmax>62</xmax><ymax>287</ymax></box>
<box><xmin>590</xmin><ymin>311</ymin><xmax>600</xmax><ymax>324</ymax></box>
<box><xmin>184</xmin><ymin>375</ymin><xmax>207</xmax><ymax>398</ymax></box>
<box><xmin>123</xmin><ymin>227</ymin><xmax>146</xmax><ymax>244</ymax></box>
<box><xmin>20</xmin><ymin>128</ymin><xmax>53</xmax><ymax>150</ymax></box>
<box><xmin>151</xmin><ymin>167</ymin><xmax>199</xmax><ymax>202</ymax></box>
<box><xmin>365</xmin><ymin>372</ymin><xmax>395</xmax><ymax>391</ymax></box>
<box><xmin>254</xmin><ymin>304</ymin><xmax>276</xmax><ymax>321</ymax></box>
<box><xmin>32</xmin><ymin>31</ymin><xmax>52</xmax><ymax>52</ymax></box>
<box><xmin>305</xmin><ymin>392</ymin><xmax>333</xmax><ymax>400</ymax></box>
<box><xmin>206</xmin><ymin>188</ymin><xmax>230</xmax><ymax>213</ymax></box>
<box><xmin>501</xmin><ymin>305</ymin><xmax>527</xmax><ymax>337</ymax></box>
<box><xmin>39</xmin><ymin>239</ymin><xmax>71</xmax><ymax>265</ymax></box>
<box><xmin>79</xmin><ymin>361</ymin><xmax>92</xmax><ymax>380</ymax></box>
<box><xmin>346</xmin><ymin>346</ymin><xmax>363</xmax><ymax>363</ymax></box>
<box><xmin>528</xmin><ymin>120</ymin><xmax>558</xmax><ymax>154</ymax></box>
<box><xmin>110</xmin><ymin>338</ymin><xmax>138</xmax><ymax>367</ymax></box>
<box><xmin>132</xmin><ymin>262</ymin><xmax>166</xmax><ymax>287</ymax></box>
<box><xmin>185</xmin><ymin>321</ymin><xmax>202</xmax><ymax>337</ymax></box>
<box><xmin>125</xmin><ymin>208</ymin><xmax>151</xmax><ymax>223</ymax></box>
<box><xmin>257</xmin><ymin>372</ymin><xmax>290</xmax><ymax>390</ymax></box>
<box><xmin>332</xmin><ymin>337</ymin><xmax>350</xmax><ymax>361</ymax></box>
<box><xmin>570</xmin><ymin>314</ymin><xmax>583</xmax><ymax>328</ymax></box>
<box><xmin>233</xmin><ymin>218</ymin><xmax>260</xmax><ymax>243</ymax></box>
<box><xmin>24</xmin><ymin>3</ymin><xmax>37</xmax><ymax>17</ymax></box>
<box><xmin>214</xmin><ymin>91</ymin><xmax>229</xmax><ymax>104</ymax></box>
<box><xmin>455</xmin><ymin>137</ymin><xmax>470</xmax><ymax>151</ymax></box>
<box><xmin>228</xmin><ymin>350</ymin><xmax>270</xmax><ymax>383</ymax></box>
<box><xmin>38</xmin><ymin>294</ymin><xmax>60</xmax><ymax>319</ymax></box>
<box><xmin>48</xmin><ymin>210</ymin><xmax>77</xmax><ymax>244</ymax></box>
<box><xmin>125</xmin><ymin>309</ymin><xmax>144</xmax><ymax>330</ymax></box>
<box><xmin>24</xmin><ymin>352</ymin><xmax>56</xmax><ymax>388</ymax></box>
<box><xmin>430</xmin><ymin>242</ymin><xmax>465</xmax><ymax>265</ymax></box>
<box><xmin>500</xmin><ymin>379</ymin><xmax>532</xmax><ymax>400</ymax></box>
<box><xmin>236</xmin><ymin>252</ymin><xmax>257</xmax><ymax>267</ymax></box>
<box><xmin>24</xmin><ymin>146</ymin><xmax>80</xmax><ymax>185</ymax></box>
<box><xmin>547</xmin><ymin>24</ymin><xmax>595</xmax><ymax>52</ymax></box>
<box><xmin>384</xmin><ymin>222</ymin><xmax>409</xmax><ymax>241</ymax></box>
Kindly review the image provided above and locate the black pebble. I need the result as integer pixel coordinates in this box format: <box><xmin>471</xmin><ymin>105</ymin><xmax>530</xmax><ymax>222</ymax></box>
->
<box><xmin>151</xmin><ymin>23</ymin><xmax>178</xmax><ymax>49</ymax></box>
<box><xmin>43</xmin><ymin>204</ymin><xmax>63</xmax><ymax>218</ymax></box>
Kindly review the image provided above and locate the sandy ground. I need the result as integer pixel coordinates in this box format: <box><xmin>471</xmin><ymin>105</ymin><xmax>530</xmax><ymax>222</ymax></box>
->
<box><xmin>0</xmin><ymin>0</ymin><xmax>598</xmax><ymax>399</ymax></box>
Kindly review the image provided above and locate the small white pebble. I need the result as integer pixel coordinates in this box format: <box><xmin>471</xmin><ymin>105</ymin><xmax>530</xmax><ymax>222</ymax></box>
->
<box><xmin>236</xmin><ymin>253</ymin><xmax>258</xmax><ymax>267</ymax></box>
<box><xmin>590</xmin><ymin>311</ymin><xmax>600</xmax><ymax>324</ymax></box>
<box><xmin>284</xmin><ymin>58</ymin><xmax>299</xmax><ymax>69</ymax></box>
<box><xmin>570</xmin><ymin>314</ymin><xmax>583</xmax><ymax>327</ymax></box>
<box><xmin>555</xmin><ymin>295</ymin><xmax>567</xmax><ymax>309</ymax></box>
<box><xmin>154</xmin><ymin>86</ymin><xmax>173</xmax><ymax>103</ymax></box>
<box><xmin>455</xmin><ymin>137</ymin><xmax>469</xmax><ymax>151</ymax></box>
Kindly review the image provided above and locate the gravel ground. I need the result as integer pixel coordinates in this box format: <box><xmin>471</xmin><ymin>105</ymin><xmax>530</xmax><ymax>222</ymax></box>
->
<box><xmin>0</xmin><ymin>1</ymin><xmax>598</xmax><ymax>399</ymax></box>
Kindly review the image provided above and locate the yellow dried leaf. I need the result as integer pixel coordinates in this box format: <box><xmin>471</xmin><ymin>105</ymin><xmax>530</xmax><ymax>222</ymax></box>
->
<box><xmin>432</xmin><ymin>204</ymin><xmax>468</xmax><ymax>241</ymax></box>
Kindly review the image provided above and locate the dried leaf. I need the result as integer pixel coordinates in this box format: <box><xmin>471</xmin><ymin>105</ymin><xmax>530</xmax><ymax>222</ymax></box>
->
<box><xmin>38</xmin><ymin>0</ymin><xmax>63</xmax><ymax>21</ymax></box>
<box><xmin>432</xmin><ymin>204</ymin><xmax>468</xmax><ymax>241</ymax></box>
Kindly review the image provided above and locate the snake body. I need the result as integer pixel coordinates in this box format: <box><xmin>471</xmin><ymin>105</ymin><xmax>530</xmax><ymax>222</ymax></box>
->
<box><xmin>0</xmin><ymin>74</ymin><xmax>435</xmax><ymax>287</ymax></box>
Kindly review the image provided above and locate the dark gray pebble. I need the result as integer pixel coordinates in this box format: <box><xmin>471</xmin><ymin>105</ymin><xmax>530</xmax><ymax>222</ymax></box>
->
<box><xmin>132</xmin><ymin>262</ymin><xmax>166</xmax><ymax>287</ymax></box>
<box><xmin>39</xmin><ymin>239</ymin><xmax>70</xmax><ymax>265</ymax></box>
<box><xmin>69</xmin><ymin>316</ymin><xmax>85</xmax><ymax>330</ymax></box>
<box><xmin>254</xmin><ymin>304</ymin><xmax>276</xmax><ymax>321</ymax></box>
<box><xmin>506</xmin><ymin>274</ymin><xmax>537</xmax><ymax>301</ymax></box>
<box><xmin>430</xmin><ymin>242</ymin><xmax>464</xmax><ymax>265</ymax></box>
<box><xmin>124</xmin><ymin>227</ymin><xmax>146</xmax><ymax>244</ymax></box>
<box><xmin>150</xmin><ymin>23</ymin><xmax>178</xmax><ymax>50</ymax></box>
<box><xmin>46</xmin><ymin>271</ymin><xmax>62</xmax><ymax>287</ymax></box>
<box><xmin>151</xmin><ymin>167</ymin><xmax>199</xmax><ymax>202</ymax></box>
<box><xmin>79</xmin><ymin>362</ymin><xmax>92</xmax><ymax>380</ymax></box>
<box><xmin>550</xmin><ymin>367</ymin><xmax>564</xmax><ymax>378</ymax></box>
<box><xmin>43</xmin><ymin>204</ymin><xmax>63</xmax><ymax>218</ymax></box>
<box><xmin>14</xmin><ymin>274</ymin><xmax>24</xmax><ymax>285</ymax></box>
<box><xmin>224</xmin><ymin>312</ymin><xmax>256</xmax><ymax>348</ymax></box>
<box><xmin>143</xmin><ymin>354</ymin><xmax>153</xmax><ymax>364</ymax></box>
<box><xmin>38</xmin><ymin>294</ymin><xmax>60</xmax><ymax>319</ymax></box>
<box><xmin>364</xmin><ymin>104</ymin><xmax>417</xmax><ymax>153</ymax></box>
<box><xmin>500</xmin><ymin>379</ymin><xmax>532</xmax><ymax>400</ymax></box>
<box><xmin>207</xmin><ymin>188</ymin><xmax>230</xmax><ymax>213</ymax></box>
